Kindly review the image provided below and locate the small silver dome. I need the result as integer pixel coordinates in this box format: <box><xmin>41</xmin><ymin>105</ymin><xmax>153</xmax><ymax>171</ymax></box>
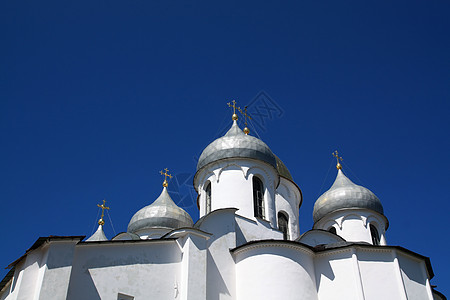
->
<box><xmin>86</xmin><ymin>225</ymin><xmax>108</xmax><ymax>242</ymax></box>
<box><xmin>275</xmin><ymin>155</ymin><xmax>293</xmax><ymax>181</ymax></box>
<box><xmin>127</xmin><ymin>187</ymin><xmax>193</xmax><ymax>234</ymax></box>
<box><xmin>197</xmin><ymin>120</ymin><xmax>277</xmax><ymax>171</ymax></box>
<box><xmin>313</xmin><ymin>169</ymin><xmax>384</xmax><ymax>223</ymax></box>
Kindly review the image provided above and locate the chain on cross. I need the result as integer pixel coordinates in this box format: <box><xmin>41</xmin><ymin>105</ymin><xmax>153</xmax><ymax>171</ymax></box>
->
<box><xmin>160</xmin><ymin>168</ymin><xmax>173</xmax><ymax>187</ymax></box>
<box><xmin>97</xmin><ymin>199</ymin><xmax>110</xmax><ymax>225</ymax></box>
<box><xmin>332</xmin><ymin>150</ymin><xmax>343</xmax><ymax>170</ymax></box>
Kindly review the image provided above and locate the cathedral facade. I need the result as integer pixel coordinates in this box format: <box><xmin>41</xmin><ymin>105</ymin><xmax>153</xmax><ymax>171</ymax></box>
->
<box><xmin>0</xmin><ymin>109</ymin><xmax>446</xmax><ymax>300</ymax></box>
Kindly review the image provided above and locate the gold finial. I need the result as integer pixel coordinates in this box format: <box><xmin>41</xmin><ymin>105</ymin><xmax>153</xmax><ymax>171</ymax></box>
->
<box><xmin>97</xmin><ymin>199</ymin><xmax>110</xmax><ymax>226</ymax></box>
<box><xmin>227</xmin><ymin>100</ymin><xmax>239</xmax><ymax>121</ymax></box>
<box><xmin>159</xmin><ymin>168</ymin><xmax>173</xmax><ymax>187</ymax></box>
<box><xmin>332</xmin><ymin>150</ymin><xmax>343</xmax><ymax>170</ymax></box>
<box><xmin>237</xmin><ymin>106</ymin><xmax>252</xmax><ymax>135</ymax></box>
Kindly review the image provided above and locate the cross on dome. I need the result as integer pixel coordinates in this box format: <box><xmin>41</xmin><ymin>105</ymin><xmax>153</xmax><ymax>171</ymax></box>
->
<box><xmin>332</xmin><ymin>150</ymin><xmax>343</xmax><ymax>170</ymax></box>
<box><xmin>227</xmin><ymin>100</ymin><xmax>239</xmax><ymax>121</ymax></box>
<box><xmin>237</xmin><ymin>106</ymin><xmax>252</xmax><ymax>135</ymax></box>
<box><xmin>97</xmin><ymin>199</ymin><xmax>110</xmax><ymax>226</ymax></box>
<box><xmin>160</xmin><ymin>168</ymin><xmax>173</xmax><ymax>187</ymax></box>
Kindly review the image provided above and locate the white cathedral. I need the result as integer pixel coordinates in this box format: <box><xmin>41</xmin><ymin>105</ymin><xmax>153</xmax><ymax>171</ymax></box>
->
<box><xmin>0</xmin><ymin>106</ymin><xmax>446</xmax><ymax>300</ymax></box>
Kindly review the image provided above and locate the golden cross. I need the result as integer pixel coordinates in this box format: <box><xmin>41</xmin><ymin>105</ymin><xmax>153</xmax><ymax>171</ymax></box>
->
<box><xmin>160</xmin><ymin>168</ymin><xmax>173</xmax><ymax>187</ymax></box>
<box><xmin>332</xmin><ymin>150</ymin><xmax>343</xmax><ymax>170</ymax></box>
<box><xmin>237</xmin><ymin>106</ymin><xmax>252</xmax><ymax>134</ymax></box>
<box><xmin>97</xmin><ymin>199</ymin><xmax>110</xmax><ymax>225</ymax></box>
<box><xmin>227</xmin><ymin>100</ymin><xmax>239</xmax><ymax>121</ymax></box>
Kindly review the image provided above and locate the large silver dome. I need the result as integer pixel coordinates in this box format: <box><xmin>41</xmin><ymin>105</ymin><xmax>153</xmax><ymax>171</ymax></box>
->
<box><xmin>313</xmin><ymin>169</ymin><xmax>384</xmax><ymax>223</ymax></box>
<box><xmin>197</xmin><ymin>120</ymin><xmax>277</xmax><ymax>171</ymax></box>
<box><xmin>127</xmin><ymin>187</ymin><xmax>193</xmax><ymax>234</ymax></box>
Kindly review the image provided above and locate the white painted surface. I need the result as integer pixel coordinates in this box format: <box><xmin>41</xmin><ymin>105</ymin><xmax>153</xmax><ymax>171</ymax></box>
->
<box><xmin>235</xmin><ymin>243</ymin><xmax>318</xmax><ymax>300</ymax></box>
<box><xmin>314</xmin><ymin>209</ymin><xmax>388</xmax><ymax>245</ymax></box>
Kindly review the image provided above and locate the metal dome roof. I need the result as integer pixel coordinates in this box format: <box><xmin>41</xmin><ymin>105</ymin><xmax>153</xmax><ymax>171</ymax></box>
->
<box><xmin>196</xmin><ymin>120</ymin><xmax>277</xmax><ymax>171</ymax></box>
<box><xmin>86</xmin><ymin>225</ymin><xmax>108</xmax><ymax>242</ymax></box>
<box><xmin>313</xmin><ymin>169</ymin><xmax>384</xmax><ymax>223</ymax></box>
<box><xmin>127</xmin><ymin>187</ymin><xmax>193</xmax><ymax>234</ymax></box>
<box><xmin>275</xmin><ymin>155</ymin><xmax>293</xmax><ymax>181</ymax></box>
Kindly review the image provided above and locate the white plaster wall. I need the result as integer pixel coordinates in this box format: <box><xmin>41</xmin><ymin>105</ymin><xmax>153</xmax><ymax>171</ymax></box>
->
<box><xmin>178</xmin><ymin>234</ymin><xmax>208</xmax><ymax>300</ymax></box>
<box><xmin>235</xmin><ymin>244</ymin><xmax>317</xmax><ymax>300</ymax></box>
<box><xmin>37</xmin><ymin>241</ymin><xmax>77</xmax><ymax>300</ymax></box>
<box><xmin>14</xmin><ymin>247</ymin><xmax>46</xmax><ymax>300</ymax></box>
<box><xmin>315</xmin><ymin>249</ymin><xmax>362</xmax><ymax>300</ymax></box>
<box><xmin>357</xmin><ymin>248</ymin><xmax>404</xmax><ymax>300</ymax></box>
<box><xmin>275</xmin><ymin>178</ymin><xmax>301</xmax><ymax>240</ymax></box>
<box><xmin>67</xmin><ymin>241</ymin><xmax>182</xmax><ymax>300</ymax></box>
<box><xmin>314</xmin><ymin>209</ymin><xmax>388</xmax><ymax>245</ymax></box>
<box><xmin>397</xmin><ymin>252</ymin><xmax>433</xmax><ymax>300</ymax></box>
<box><xmin>298</xmin><ymin>230</ymin><xmax>344</xmax><ymax>247</ymax></box>
<box><xmin>196</xmin><ymin>159</ymin><xmax>278</xmax><ymax>226</ymax></box>
<box><xmin>196</xmin><ymin>209</ymin><xmax>238</xmax><ymax>300</ymax></box>
<box><xmin>235</xmin><ymin>215</ymin><xmax>282</xmax><ymax>245</ymax></box>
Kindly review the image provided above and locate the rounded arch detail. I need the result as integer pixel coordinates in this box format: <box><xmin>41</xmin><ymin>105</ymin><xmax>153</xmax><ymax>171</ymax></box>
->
<box><xmin>217</xmin><ymin>163</ymin><xmax>246</xmax><ymax>183</ymax></box>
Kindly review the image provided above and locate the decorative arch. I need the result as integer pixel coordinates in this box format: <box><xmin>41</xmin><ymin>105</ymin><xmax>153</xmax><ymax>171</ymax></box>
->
<box><xmin>277</xmin><ymin>211</ymin><xmax>290</xmax><ymax>240</ymax></box>
<box><xmin>341</xmin><ymin>213</ymin><xmax>364</xmax><ymax>224</ymax></box>
<box><xmin>323</xmin><ymin>219</ymin><xmax>341</xmax><ymax>230</ymax></box>
<box><xmin>246</xmin><ymin>165</ymin><xmax>274</xmax><ymax>190</ymax></box>
<box><xmin>198</xmin><ymin>170</ymin><xmax>216</xmax><ymax>188</ymax></box>
<box><xmin>366</xmin><ymin>215</ymin><xmax>384</xmax><ymax>230</ymax></box>
<box><xmin>217</xmin><ymin>163</ymin><xmax>246</xmax><ymax>183</ymax></box>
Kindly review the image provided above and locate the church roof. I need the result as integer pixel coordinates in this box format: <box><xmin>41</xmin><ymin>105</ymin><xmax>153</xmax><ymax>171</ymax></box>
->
<box><xmin>86</xmin><ymin>225</ymin><xmax>108</xmax><ymax>242</ymax></box>
<box><xmin>313</xmin><ymin>169</ymin><xmax>384</xmax><ymax>223</ymax></box>
<box><xmin>275</xmin><ymin>155</ymin><xmax>293</xmax><ymax>181</ymax></box>
<box><xmin>196</xmin><ymin>120</ymin><xmax>277</xmax><ymax>171</ymax></box>
<box><xmin>127</xmin><ymin>186</ymin><xmax>193</xmax><ymax>234</ymax></box>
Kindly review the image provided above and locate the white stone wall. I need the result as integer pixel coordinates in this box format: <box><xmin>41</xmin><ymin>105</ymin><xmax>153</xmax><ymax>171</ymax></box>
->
<box><xmin>195</xmin><ymin>159</ymin><xmax>279</xmax><ymax>226</ymax></box>
<box><xmin>67</xmin><ymin>241</ymin><xmax>182</xmax><ymax>300</ymax></box>
<box><xmin>274</xmin><ymin>178</ymin><xmax>301</xmax><ymax>240</ymax></box>
<box><xmin>314</xmin><ymin>209</ymin><xmax>388</xmax><ymax>245</ymax></box>
<box><xmin>234</xmin><ymin>243</ymin><xmax>318</xmax><ymax>300</ymax></box>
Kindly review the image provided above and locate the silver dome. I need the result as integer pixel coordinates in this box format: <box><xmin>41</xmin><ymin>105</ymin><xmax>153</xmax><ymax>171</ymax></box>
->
<box><xmin>197</xmin><ymin>120</ymin><xmax>277</xmax><ymax>171</ymax></box>
<box><xmin>86</xmin><ymin>225</ymin><xmax>108</xmax><ymax>242</ymax></box>
<box><xmin>127</xmin><ymin>187</ymin><xmax>193</xmax><ymax>234</ymax></box>
<box><xmin>275</xmin><ymin>155</ymin><xmax>293</xmax><ymax>181</ymax></box>
<box><xmin>313</xmin><ymin>169</ymin><xmax>384</xmax><ymax>223</ymax></box>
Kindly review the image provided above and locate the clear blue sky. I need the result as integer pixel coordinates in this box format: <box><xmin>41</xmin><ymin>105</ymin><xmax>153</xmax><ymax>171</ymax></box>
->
<box><xmin>1</xmin><ymin>0</ymin><xmax>449</xmax><ymax>294</ymax></box>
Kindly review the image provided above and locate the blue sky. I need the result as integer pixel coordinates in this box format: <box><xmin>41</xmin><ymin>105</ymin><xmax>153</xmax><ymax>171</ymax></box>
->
<box><xmin>1</xmin><ymin>0</ymin><xmax>449</xmax><ymax>294</ymax></box>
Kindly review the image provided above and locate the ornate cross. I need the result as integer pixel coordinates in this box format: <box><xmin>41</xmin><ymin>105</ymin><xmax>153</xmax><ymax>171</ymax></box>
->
<box><xmin>227</xmin><ymin>100</ymin><xmax>239</xmax><ymax>121</ymax></box>
<box><xmin>160</xmin><ymin>168</ymin><xmax>173</xmax><ymax>187</ymax></box>
<box><xmin>237</xmin><ymin>106</ymin><xmax>252</xmax><ymax>134</ymax></box>
<box><xmin>97</xmin><ymin>199</ymin><xmax>110</xmax><ymax>225</ymax></box>
<box><xmin>332</xmin><ymin>150</ymin><xmax>343</xmax><ymax>170</ymax></box>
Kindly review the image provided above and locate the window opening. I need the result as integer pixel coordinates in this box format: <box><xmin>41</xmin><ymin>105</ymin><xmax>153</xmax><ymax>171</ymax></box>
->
<box><xmin>328</xmin><ymin>226</ymin><xmax>337</xmax><ymax>235</ymax></box>
<box><xmin>278</xmin><ymin>212</ymin><xmax>289</xmax><ymax>240</ymax></box>
<box><xmin>205</xmin><ymin>182</ymin><xmax>211</xmax><ymax>214</ymax></box>
<box><xmin>253</xmin><ymin>176</ymin><xmax>265</xmax><ymax>218</ymax></box>
<box><xmin>370</xmin><ymin>224</ymin><xmax>380</xmax><ymax>245</ymax></box>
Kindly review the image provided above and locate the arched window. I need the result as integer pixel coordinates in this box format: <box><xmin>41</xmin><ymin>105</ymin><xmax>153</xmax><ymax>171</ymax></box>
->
<box><xmin>370</xmin><ymin>224</ymin><xmax>380</xmax><ymax>245</ymax></box>
<box><xmin>253</xmin><ymin>176</ymin><xmax>265</xmax><ymax>219</ymax></box>
<box><xmin>328</xmin><ymin>226</ymin><xmax>337</xmax><ymax>235</ymax></box>
<box><xmin>205</xmin><ymin>181</ymin><xmax>211</xmax><ymax>214</ymax></box>
<box><xmin>278</xmin><ymin>212</ymin><xmax>289</xmax><ymax>240</ymax></box>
